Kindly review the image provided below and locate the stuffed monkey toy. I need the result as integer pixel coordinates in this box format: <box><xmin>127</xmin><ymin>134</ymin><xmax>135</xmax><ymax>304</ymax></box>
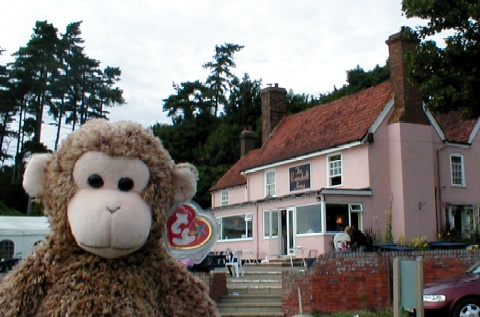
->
<box><xmin>0</xmin><ymin>119</ymin><xmax>220</xmax><ymax>317</ymax></box>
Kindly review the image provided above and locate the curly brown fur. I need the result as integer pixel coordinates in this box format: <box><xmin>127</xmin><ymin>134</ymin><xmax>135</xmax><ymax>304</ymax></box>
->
<box><xmin>0</xmin><ymin>120</ymin><xmax>219</xmax><ymax>317</ymax></box>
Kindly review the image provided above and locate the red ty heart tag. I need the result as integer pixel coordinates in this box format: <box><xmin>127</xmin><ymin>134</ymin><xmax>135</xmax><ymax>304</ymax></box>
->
<box><xmin>166</xmin><ymin>201</ymin><xmax>219</xmax><ymax>263</ymax></box>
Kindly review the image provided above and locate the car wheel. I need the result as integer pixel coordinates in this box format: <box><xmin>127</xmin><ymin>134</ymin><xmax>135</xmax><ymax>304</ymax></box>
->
<box><xmin>452</xmin><ymin>297</ymin><xmax>480</xmax><ymax>317</ymax></box>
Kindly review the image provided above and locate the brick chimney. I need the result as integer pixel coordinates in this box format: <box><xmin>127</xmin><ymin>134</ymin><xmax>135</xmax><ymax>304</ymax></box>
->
<box><xmin>386</xmin><ymin>31</ymin><xmax>429</xmax><ymax>125</ymax></box>
<box><xmin>261</xmin><ymin>84</ymin><xmax>287</xmax><ymax>145</ymax></box>
<box><xmin>240</xmin><ymin>127</ymin><xmax>256</xmax><ymax>157</ymax></box>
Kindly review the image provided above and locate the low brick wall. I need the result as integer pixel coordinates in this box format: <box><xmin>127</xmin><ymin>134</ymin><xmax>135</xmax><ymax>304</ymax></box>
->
<box><xmin>282</xmin><ymin>249</ymin><xmax>480</xmax><ymax>315</ymax></box>
<box><xmin>192</xmin><ymin>271</ymin><xmax>227</xmax><ymax>302</ymax></box>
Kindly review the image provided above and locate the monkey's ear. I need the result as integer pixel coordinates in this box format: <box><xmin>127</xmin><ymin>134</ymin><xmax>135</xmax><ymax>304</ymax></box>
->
<box><xmin>172</xmin><ymin>163</ymin><xmax>198</xmax><ymax>204</ymax></box>
<box><xmin>23</xmin><ymin>153</ymin><xmax>52</xmax><ymax>197</ymax></box>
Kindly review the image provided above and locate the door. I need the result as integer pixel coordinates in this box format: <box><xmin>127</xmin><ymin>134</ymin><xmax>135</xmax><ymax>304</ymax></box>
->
<box><xmin>279</xmin><ymin>208</ymin><xmax>295</xmax><ymax>256</ymax></box>
<box><xmin>267</xmin><ymin>209</ymin><xmax>280</xmax><ymax>258</ymax></box>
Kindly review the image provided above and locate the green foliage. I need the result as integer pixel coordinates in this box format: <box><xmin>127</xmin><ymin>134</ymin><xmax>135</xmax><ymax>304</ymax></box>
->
<box><xmin>225</xmin><ymin>73</ymin><xmax>262</xmax><ymax>129</ymax></box>
<box><xmin>437</xmin><ymin>221</ymin><xmax>456</xmax><ymax>241</ymax></box>
<box><xmin>286</xmin><ymin>90</ymin><xmax>320</xmax><ymax>114</ymax></box>
<box><xmin>318</xmin><ymin>63</ymin><xmax>389</xmax><ymax>105</ymax></box>
<box><xmin>363</xmin><ymin>227</ymin><xmax>378</xmax><ymax>247</ymax></box>
<box><xmin>156</xmin><ymin>42</ymin><xmax>392</xmax><ymax>209</ymax></box>
<box><xmin>2</xmin><ymin>19</ymin><xmax>125</xmax><ymax>171</ymax></box>
<box><xmin>0</xmin><ymin>165</ymin><xmax>28</xmax><ymax>213</ymax></box>
<box><xmin>401</xmin><ymin>1</ymin><xmax>480</xmax><ymax>118</ymax></box>
<box><xmin>410</xmin><ymin>236</ymin><xmax>428</xmax><ymax>250</ymax></box>
<box><xmin>203</xmin><ymin>43</ymin><xmax>244</xmax><ymax>116</ymax></box>
<box><xmin>163</xmin><ymin>80</ymin><xmax>214</xmax><ymax>124</ymax></box>
<box><xmin>0</xmin><ymin>200</ymin><xmax>23</xmax><ymax>215</ymax></box>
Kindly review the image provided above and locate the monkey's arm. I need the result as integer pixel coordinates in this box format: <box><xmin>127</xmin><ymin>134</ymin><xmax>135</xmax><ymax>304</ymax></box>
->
<box><xmin>0</xmin><ymin>250</ymin><xmax>49</xmax><ymax>317</ymax></box>
<box><xmin>158</xmin><ymin>265</ymin><xmax>220</xmax><ymax>317</ymax></box>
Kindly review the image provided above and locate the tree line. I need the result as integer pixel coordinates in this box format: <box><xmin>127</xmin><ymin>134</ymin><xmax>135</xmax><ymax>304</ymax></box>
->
<box><xmin>1</xmin><ymin>0</ymin><xmax>478</xmax><ymax>213</ymax></box>
<box><xmin>0</xmin><ymin>20</ymin><xmax>125</xmax><ymax>180</ymax></box>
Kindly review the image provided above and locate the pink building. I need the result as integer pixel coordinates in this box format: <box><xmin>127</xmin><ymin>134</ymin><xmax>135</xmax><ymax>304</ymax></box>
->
<box><xmin>208</xmin><ymin>32</ymin><xmax>480</xmax><ymax>260</ymax></box>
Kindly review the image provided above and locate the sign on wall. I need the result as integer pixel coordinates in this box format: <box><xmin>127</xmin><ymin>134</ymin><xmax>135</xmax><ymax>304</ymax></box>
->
<box><xmin>289</xmin><ymin>164</ymin><xmax>311</xmax><ymax>191</ymax></box>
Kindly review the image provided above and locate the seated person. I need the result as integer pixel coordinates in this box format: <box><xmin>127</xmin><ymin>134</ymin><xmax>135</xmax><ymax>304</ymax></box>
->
<box><xmin>345</xmin><ymin>226</ymin><xmax>369</xmax><ymax>252</ymax></box>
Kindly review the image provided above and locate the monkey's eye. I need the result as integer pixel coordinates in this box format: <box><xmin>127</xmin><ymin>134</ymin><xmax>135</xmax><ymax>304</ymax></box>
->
<box><xmin>118</xmin><ymin>177</ymin><xmax>134</xmax><ymax>192</ymax></box>
<box><xmin>87</xmin><ymin>174</ymin><xmax>104</xmax><ymax>188</ymax></box>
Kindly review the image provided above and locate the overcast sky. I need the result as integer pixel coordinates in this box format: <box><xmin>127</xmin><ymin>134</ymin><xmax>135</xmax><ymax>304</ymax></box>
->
<box><xmin>1</xmin><ymin>1</ymin><xmax>432</xmax><ymax>151</ymax></box>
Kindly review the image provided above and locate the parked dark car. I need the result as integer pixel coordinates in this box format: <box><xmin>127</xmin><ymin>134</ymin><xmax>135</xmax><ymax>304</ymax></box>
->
<box><xmin>413</xmin><ymin>261</ymin><xmax>480</xmax><ymax>317</ymax></box>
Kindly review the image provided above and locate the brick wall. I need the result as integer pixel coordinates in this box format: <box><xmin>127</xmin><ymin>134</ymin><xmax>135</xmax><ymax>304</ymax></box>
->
<box><xmin>192</xmin><ymin>271</ymin><xmax>227</xmax><ymax>302</ymax></box>
<box><xmin>282</xmin><ymin>250</ymin><xmax>480</xmax><ymax>315</ymax></box>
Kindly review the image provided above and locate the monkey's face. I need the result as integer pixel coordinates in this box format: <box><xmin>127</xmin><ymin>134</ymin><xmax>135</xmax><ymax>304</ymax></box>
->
<box><xmin>68</xmin><ymin>151</ymin><xmax>152</xmax><ymax>258</ymax></box>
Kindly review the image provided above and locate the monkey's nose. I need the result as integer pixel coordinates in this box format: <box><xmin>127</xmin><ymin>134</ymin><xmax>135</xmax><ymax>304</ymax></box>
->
<box><xmin>107</xmin><ymin>206</ymin><xmax>120</xmax><ymax>214</ymax></box>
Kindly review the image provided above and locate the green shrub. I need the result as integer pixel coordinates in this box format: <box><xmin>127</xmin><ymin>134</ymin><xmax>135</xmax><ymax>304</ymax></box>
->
<box><xmin>0</xmin><ymin>200</ymin><xmax>23</xmax><ymax>215</ymax></box>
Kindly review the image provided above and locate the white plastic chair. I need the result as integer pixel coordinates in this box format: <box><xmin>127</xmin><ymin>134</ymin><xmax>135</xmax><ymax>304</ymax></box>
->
<box><xmin>334</xmin><ymin>232</ymin><xmax>351</xmax><ymax>251</ymax></box>
<box><xmin>288</xmin><ymin>246</ymin><xmax>307</xmax><ymax>267</ymax></box>
<box><xmin>225</xmin><ymin>250</ymin><xmax>243</xmax><ymax>277</ymax></box>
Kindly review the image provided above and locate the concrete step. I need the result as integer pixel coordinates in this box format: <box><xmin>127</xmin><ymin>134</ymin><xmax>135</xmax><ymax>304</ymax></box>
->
<box><xmin>217</xmin><ymin>302</ymin><xmax>283</xmax><ymax>313</ymax></box>
<box><xmin>216</xmin><ymin>264</ymin><xmax>307</xmax><ymax>317</ymax></box>
<box><xmin>226</xmin><ymin>287</ymin><xmax>282</xmax><ymax>296</ymax></box>
<box><xmin>218</xmin><ymin>313</ymin><xmax>284</xmax><ymax>317</ymax></box>
<box><xmin>233</xmin><ymin>273</ymin><xmax>282</xmax><ymax>281</ymax></box>
<box><xmin>227</xmin><ymin>281</ymin><xmax>282</xmax><ymax>290</ymax></box>
<box><xmin>220</xmin><ymin>294</ymin><xmax>281</xmax><ymax>304</ymax></box>
<box><xmin>228</xmin><ymin>278</ymin><xmax>281</xmax><ymax>286</ymax></box>
<box><xmin>225</xmin><ymin>268</ymin><xmax>283</xmax><ymax>297</ymax></box>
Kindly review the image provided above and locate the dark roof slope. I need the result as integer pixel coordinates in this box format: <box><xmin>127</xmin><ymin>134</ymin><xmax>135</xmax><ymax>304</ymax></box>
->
<box><xmin>434</xmin><ymin>111</ymin><xmax>478</xmax><ymax>144</ymax></box>
<box><xmin>210</xmin><ymin>81</ymin><xmax>393</xmax><ymax>191</ymax></box>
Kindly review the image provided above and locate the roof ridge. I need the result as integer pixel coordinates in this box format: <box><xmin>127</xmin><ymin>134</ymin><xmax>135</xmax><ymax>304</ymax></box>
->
<box><xmin>210</xmin><ymin>82</ymin><xmax>393</xmax><ymax>192</ymax></box>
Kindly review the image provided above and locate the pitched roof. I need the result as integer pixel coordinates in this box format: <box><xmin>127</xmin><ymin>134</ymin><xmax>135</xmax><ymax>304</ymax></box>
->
<box><xmin>210</xmin><ymin>81</ymin><xmax>480</xmax><ymax>192</ymax></box>
<box><xmin>210</xmin><ymin>81</ymin><xmax>393</xmax><ymax>191</ymax></box>
<box><xmin>434</xmin><ymin>110</ymin><xmax>478</xmax><ymax>144</ymax></box>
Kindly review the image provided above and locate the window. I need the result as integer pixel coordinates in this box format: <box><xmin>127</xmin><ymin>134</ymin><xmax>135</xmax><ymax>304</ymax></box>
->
<box><xmin>328</xmin><ymin>154</ymin><xmax>342</xmax><ymax>187</ymax></box>
<box><xmin>218</xmin><ymin>214</ymin><xmax>253</xmax><ymax>240</ymax></box>
<box><xmin>265</xmin><ymin>169</ymin><xmax>276</xmax><ymax>197</ymax></box>
<box><xmin>221</xmin><ymin>189</ymin><xmax>229</xmax><ymax>206</ymax></box>
<box><xmin>447</xmin><ymin>205</ymin><xmax>475</xmax><ymax>236</ymax></box>
<box><xmin>296</xmin><ymin>204</ymin><xmax>322</xmax><ymax>234</ymax></box>
<box><xmin>263</xmin><ymin>210</ymin><xmax>279</xmax><ymax>237</ymax></box>
<box><xmin>451</xmin><ymin>154</ymin><xmax>465</xmax><ymax>186</ymax></box>
<box><xmin>326</xmin><ymin>203</ymin><xmax>363</xmax><ymax>232</ymax></box>
<box><xmin>0</xmin><ymin>239</ymin><xmax>14</xmax><ymax>259</ymax></box>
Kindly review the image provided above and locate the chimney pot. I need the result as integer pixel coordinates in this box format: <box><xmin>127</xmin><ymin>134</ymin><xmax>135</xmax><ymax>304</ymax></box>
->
<box><xmin>240</xmin><ymin>129</ymin><xmax>257</xmax><ymax>157</ymax></box>
<box><xmin>261</xmin><ymin>84</ymin><xmax>287</xmax><ymax>145</ymax></box>
<box><xmin>386</xmin><ymin>31</ymin><xmax>429</xmax><ymax>125</ymax></box>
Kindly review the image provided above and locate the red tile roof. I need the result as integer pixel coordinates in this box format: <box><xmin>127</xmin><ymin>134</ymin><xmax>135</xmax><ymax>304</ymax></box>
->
<box><xmin>434</xmin><ymin>111</ymin><xmax>478</xmax><ymax>144</ymax></box>
<box><xmin>210</xmin><ymin>82</ymin><xmax>393</xmax><ymax>191</ymax></box>
<box><xmin>210</xmin><ymin>81</ymin><xmax>480</xmax><ymax>191</ymax></box>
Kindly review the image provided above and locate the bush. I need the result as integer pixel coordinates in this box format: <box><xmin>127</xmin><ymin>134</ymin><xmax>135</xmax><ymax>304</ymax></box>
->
<box><xmin>0</xmin><ymin>200</ymin><xmax>23</xmax><ymax>215</ymax></box>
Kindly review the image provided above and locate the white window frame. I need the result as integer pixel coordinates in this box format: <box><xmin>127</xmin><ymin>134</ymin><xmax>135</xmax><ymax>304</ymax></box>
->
<box><xmin>325</xmin><ymin>203</ymin><xmax>363</xmax><ymax>232</ymax></box>
<box><xmin>263</xmin><ymin>210</ymin><xmax>279</xmax><ymax>238</ymax></box>
<box><xmin>450</xmin><ymin>153</ymin><xmax>465</xmax><ymax>187</ymax></box>
<box><xmin>327</xmin><ymin>153</ymin><xmax>343</xmax><ymax>187</ymax></box>
<box><xmin>265</xmin><ymin>169</ymin><xmax>276</xmax><ymax>197</ymax></box>
<box><xmin>218</xmin><ymin>213</ymin><xmax>253</xmax><ymax>241</ymax></box>
<box><xmin>221</xmin><ymin>189</ymin><xmax>229</xmax><ymax>206</ymax></box>
<box><xmin>295</xmin><ymin>203</ymin><xmax>322</xmax><ymax>235</ymax></box>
